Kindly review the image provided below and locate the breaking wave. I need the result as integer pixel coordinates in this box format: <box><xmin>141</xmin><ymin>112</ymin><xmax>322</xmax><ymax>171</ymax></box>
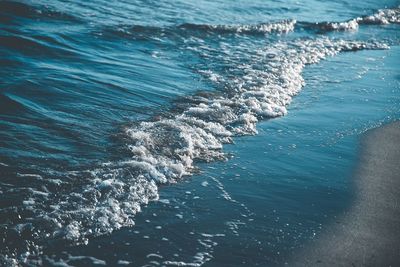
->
<box><xmin>99</xmin><ymin>7</ymin><xmax>400</xmax><ymax>40</ymax></box>
<box><xmin>178</xmin><ymin>20</ymin><xmax>296</xmax><ymax>34</ymax></box>
<box><xmin>299</xmin><ymin>7</ymin><xmax>400</xmax><ymax>32</ymax></box>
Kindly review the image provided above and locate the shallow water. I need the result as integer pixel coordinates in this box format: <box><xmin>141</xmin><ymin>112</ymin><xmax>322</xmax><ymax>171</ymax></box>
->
<box><xmin>0</xmin><ymin>1</ymin><xmax>399</xmax><ymax>266</ymax></box>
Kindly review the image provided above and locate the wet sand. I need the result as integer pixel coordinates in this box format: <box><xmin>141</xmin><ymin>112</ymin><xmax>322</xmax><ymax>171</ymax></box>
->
<box><xmin>291</xmin><ymin>121</ymin><xmax>400</xmax><ymax>266</ymax></box>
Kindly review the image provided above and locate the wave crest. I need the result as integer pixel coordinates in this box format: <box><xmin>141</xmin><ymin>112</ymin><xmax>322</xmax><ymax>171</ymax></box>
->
<box><xmin>300</xmin><ymin>7</ymin><xmax>400</xmax><ymax>32</ymax></box>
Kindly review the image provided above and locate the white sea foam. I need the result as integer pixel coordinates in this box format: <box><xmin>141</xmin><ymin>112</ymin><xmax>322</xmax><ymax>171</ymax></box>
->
<box><xmin>147</xmin><ymin>253</ymin><xmax>163</xmax><ymax>259</ymax></box>
<box><xmin>117</xmin><ymin>260</ymin><xmax>131</xmax><ymax>265</ymax></box>
<box><xmin>360</xmin><ymin>7</ymin><xmax>400</xmax><ymax>25</ymax></box>
<box><xmin>163</xmin><ymin>251</ymin><xmax>213</xmax><ymax>267</ymax></box>
<box><xmin>182</xmin><ymin>20</ymin><xmax>297</xmax><ymax>35</ymax></box>
<box><xmin>67</xmin><ymin>255</ymin><xmax>106</xmax><ymax>265</ymax></box>
<box><xmin>163</xmin><ymin>261</ymin><xmax>202</xmax><ymax>267</ymax></box>
<box><xmin>17</xmin><ymin>173</ymin><xmax>43</xmax><ymax>179</ymax></box>
<box><xmin>325</xmin><ymin>19</ymin><xmax>360</xmax><ymax>31</ymax></box>
<box><xmin>315</xmin><ymin>7</ymin><xmax>400</xmax><ymax>32</ymax></box>
<box><xmin>219</xmin><ymin>19</ymin><xmax>296</xmax><ymax>34</ymax></box>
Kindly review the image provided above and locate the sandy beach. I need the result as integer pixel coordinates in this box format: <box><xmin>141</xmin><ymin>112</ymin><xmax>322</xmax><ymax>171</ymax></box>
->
<box><xmin>291</xmin><ymin>121</ymin><xmax>400</xmax><ymax>266</ymax></box>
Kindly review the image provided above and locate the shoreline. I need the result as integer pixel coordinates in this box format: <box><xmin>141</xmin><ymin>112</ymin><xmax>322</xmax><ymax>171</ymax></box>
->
<box><xmin>291</xmin><ymin>121</ymin><xmax>400</xmax><ymax>266</ymax></box>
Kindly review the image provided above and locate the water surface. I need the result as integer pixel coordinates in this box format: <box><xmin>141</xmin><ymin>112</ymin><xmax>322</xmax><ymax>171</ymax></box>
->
<box><xmin>0</xmin><ymin>0</ymin><xmax>399</xmax><ymax>265</ymax></box>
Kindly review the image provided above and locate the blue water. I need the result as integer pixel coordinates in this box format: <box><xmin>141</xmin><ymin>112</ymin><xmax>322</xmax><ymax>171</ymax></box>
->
<box><xmin>0</xmin><ymin>1</ymin><xmax>399</xmax><ymax>266</ymax></box>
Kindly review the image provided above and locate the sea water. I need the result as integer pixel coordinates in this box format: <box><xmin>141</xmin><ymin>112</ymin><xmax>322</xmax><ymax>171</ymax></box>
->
<box><xmin>0</xmin><ymin>0</ymin><xmax>399</xmax><ymax>266</ymax></box>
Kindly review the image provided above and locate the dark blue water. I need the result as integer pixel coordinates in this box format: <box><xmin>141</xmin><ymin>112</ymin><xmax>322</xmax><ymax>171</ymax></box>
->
<box><xmin>0</xmin><ymin>1</ymin><xmax>399</xmax><ymax>266</ymax></box>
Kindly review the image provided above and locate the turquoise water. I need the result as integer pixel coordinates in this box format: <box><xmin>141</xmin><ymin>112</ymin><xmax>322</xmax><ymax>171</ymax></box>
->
<box><xmin>0</xmin><ymin>1</ymin><xmax>399</xmax><ymax>265</ymax></box>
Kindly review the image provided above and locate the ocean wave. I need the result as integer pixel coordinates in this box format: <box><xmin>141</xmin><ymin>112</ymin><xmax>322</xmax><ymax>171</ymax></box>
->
<box><xmin>1</xmin><ymin>5</ymin><xmax>398</xmax><ymax>265</ymax></box>
<box><xmin>98</xmin><ymin>20</ymin><xmax>296</xmax><ymax>41</ymax></box>
<box><xmin>299</xmin><ymin>7</ymin><xmax>400</xmax><ymax>32</ymax></box>
<box><xmin>359</xmin><ymin>7</ymin><xmax>400</xmax><ymax>25</ymax></box>
<box><xmin>0</xmin><ymin>35</ymin><xmax>389</xmax><ymax>265</ymax></box>
<box><xmin>178</xmin><ymin>20</ymin><xmax>296</xmax><ymax>34</ymax></box>
<box><xmin>97</xmin><ymin>7</ymin><xmax>400</xmax><ymax>41</ymax></box>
